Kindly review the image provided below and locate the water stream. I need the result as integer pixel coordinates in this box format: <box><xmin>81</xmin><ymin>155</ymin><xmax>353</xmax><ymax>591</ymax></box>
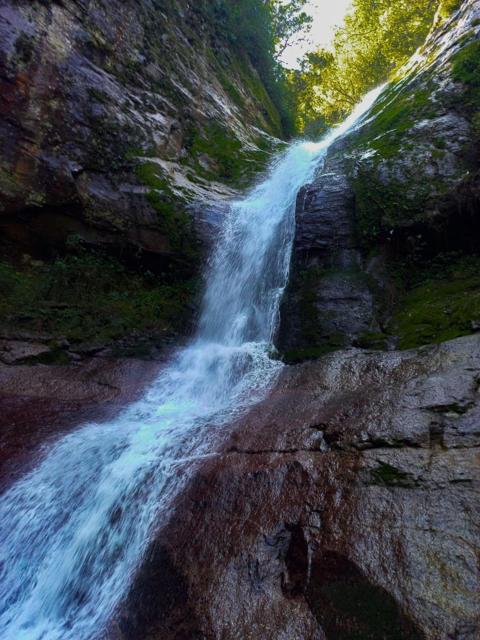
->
<box><xmin>0</xmin><ymin>87</ymin><xmax>383</xmax><ymax>640</ymax></box>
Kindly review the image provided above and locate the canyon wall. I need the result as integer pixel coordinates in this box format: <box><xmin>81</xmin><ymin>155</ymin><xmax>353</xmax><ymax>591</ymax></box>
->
<box><xmin>278</xmin><ymin>0</ymin><xmax>480</xmax><ymax>362</ymax></box>
<box><xmin>0</xmin><ymin>0</ymin><xmax>285</xmax><ymax>358</ymax></box>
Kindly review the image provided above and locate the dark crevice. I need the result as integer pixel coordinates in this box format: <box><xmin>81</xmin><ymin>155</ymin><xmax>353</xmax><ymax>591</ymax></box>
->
<box><xmin>306</xmin><ymin>551</ymin><xmax>426</xmax><ymax>640</ymax></box>
<box><xmin>282</xmin><ymin>524</ymin><xmax>309</xmax><ymax>599</ymax></box>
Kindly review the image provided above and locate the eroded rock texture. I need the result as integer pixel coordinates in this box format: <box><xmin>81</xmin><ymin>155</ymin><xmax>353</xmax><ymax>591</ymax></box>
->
<box><xmin>0</xmin><ymin>0</ymin><xmax>282</xmax><ymax>265</ymax></box>
<box><xmin>278</xmin><ymin>154</ymin><xmax>386</xmax><ymax>361</ymax></box>
<box><xmin>116</xmin><ymin>334</ymin><xmax>480</xmax><ymax>640</ymax></box>
<box><xmin>278</xmin><ymin>0</ymin><xmax>480</xmax><ymax>360</ymax></box>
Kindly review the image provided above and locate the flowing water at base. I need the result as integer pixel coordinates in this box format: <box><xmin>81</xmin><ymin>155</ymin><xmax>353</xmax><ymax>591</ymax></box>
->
<box><xmin>0</xmin><ymin>87</ymin><xmax>384</xmax><ymax>640</ymax></box>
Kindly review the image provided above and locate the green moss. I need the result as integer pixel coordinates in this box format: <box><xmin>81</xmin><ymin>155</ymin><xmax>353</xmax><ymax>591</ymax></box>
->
<box><xmin>350</xmin><ymin>83</ymin><xmax>436</xmax><ymax>160</ymax></box>
<box><xmin>389</xmin><ymin>255</ymin><xmax>480</xmax><ymax>349</ymax></box>
<box><xmin>352</xmin><ymin>169</ymin><xmax>430</xmax><ymax>250</ymax></box>
<box><xmin>439</xmin><ymin>0</ymin><xmax>463</xmax><ymax>19</ymax></box>
<box><xmin>354</xmin><ymin>331</ymin><xmax>389</xmax><ymax>350</ymax></box>
<box><xmin>0</xmin><ymin>252</ymin><xmax>197</xmax><ymax>346</ymax></box>
<box><xmin>282</xmin><ymin>339</ymin><xmax>346</xmax><ymax>364</ymax></box>
<box><xmin>184</xmin><ymin>123</ymin><xmax>273</xmax><ymax>187</ymax></box>
<box><xmin>280</xmin><ymin>266</ymin><xmax>380</xmax><ymax>362</ymax></box>
<box><xmin>219</xmin><ymin>71</ymin><xmax>245</xmax><ymax>109</ymax></box>
<box><xmin>88</xmin><ymin>87</ymin><xmax>110</xmax><ymax>104</ymax></box>
<box><xmin>15</xmin><ymin>33</ymin><xmax>35</xmax><ymax>66</ymax></box>
<box><xmin>135</xmin><ymin>161</ymin><xmax>198</xmax><ymax>262</ymax></box>
<box><xmin>0</xmin><ymin>167</ymin><xmax>22</xmax><ymax>199</ymax></box>
<box><xmin>343</xmin><ymin>77</ymin><xmax>451</xmax><ymax>250</ymax></box>
<box><xmin>429</xmin><ymin>401</ymin><xmax>474</xmax><ymax>415</ymax></box>
<box><xmin>187</xmin><ymin>123</ymin><xmax>243</xmax><ymax>182</ymax></box>
<box><xmin>236</xmin><ymin>58</ymin><xmax>283</xmax><ymax>135</ymax></box>
<box><xmin>371</xmin><ymin>463</ymin><xmax>416</xmax><ymax>488</ymax></box>
<box><xmin>451</xmin><ymin>40</ymin><xmax>480</xmax><ymax>113</ymax></box>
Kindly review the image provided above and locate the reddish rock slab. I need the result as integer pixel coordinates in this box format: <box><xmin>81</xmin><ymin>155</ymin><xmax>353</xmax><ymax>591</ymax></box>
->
<box><xmin>0</xmin><ymin>357</ymin><xmax>161</xmax><ymax>488</ymax></box>
<box><xmin>117</xmin><ymin>336</ymin><xmax>480</xmax><ymax>640</ymax></box>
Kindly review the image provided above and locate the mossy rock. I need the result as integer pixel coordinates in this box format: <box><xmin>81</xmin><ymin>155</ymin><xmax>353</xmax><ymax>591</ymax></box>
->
<box><xmin>135</xmin><ymin>161</ymin><xmax>199</xmax><ymax>264</ymax></box>
<box><xmin>370</xmin><ymin>463</ymin><xmax>417</xmax><ymax>488</ymax></box>
<box><xmin>0</xmin><ymin>249</ymin><xmax>198</xmax><ymax>347</ymax></box>
<box><xmin>450</xmin><ymin>39</ymin><xmax>480</xmax><ymax>114</ymax></box>
<box><xmin>388</xmin><ymin>255</ymin><xmax>480</xmax><ymax>349</ymax></box>
<box><xmin>282</xmin><ymin>339</ymin><xmax>347</xmax><ymax>365</ymax></box>
<box><xmin>183</xmin><ymin>122</ymin><xmax>274</xmax><ymax>188</ymax></box>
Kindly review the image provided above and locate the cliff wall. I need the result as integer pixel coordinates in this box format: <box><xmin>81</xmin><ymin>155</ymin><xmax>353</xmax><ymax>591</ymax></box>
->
<box><xmin>0</xmin><ymin>0</ymin><xmax>285</xmax><ymax>358</ymax></box>
<box><xmin>278</xmin><ymin>0</ymin><xmax>480</xmax><ymax>361</ymax></box>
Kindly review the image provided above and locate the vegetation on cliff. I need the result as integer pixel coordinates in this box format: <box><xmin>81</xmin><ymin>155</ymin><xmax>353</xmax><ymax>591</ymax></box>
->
<box><xmin>0</xmin><ymin>0</ymin><xmax>305</xmax><ymax>354</ymax></box>
<box><xmin>210</xmin><ymin>0</ymin><xmax>312</xmax><ymax>136</ymax></box>
<box><xmin>0</xmin><ymin>242</ymin><xmax>197</xmax><ymax>357</ymax></box>
<box><xmin>291</xmin><ymin>0</ymin><xmax>456</xmax><ymax>133</ymax></box>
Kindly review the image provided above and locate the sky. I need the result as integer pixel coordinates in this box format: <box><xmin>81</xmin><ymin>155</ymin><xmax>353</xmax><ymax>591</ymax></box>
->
<box><xmin>281</xmin><ymin>0</ymin><xmax>353</xmax><ymax>69</ymax></box>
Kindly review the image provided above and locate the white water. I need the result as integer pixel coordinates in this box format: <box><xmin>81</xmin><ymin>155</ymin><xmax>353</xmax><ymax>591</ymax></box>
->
<box><xmin>0</xmin><ymin>87</ymin><xmax>383</xmax><ymax>640</ymax></box>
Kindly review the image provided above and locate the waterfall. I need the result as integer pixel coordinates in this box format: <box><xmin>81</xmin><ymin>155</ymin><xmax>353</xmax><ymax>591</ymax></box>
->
<box><xmin>0</xmin><ymin>86</ymin><xmax>384</xmax><ymax>640</ymax></box>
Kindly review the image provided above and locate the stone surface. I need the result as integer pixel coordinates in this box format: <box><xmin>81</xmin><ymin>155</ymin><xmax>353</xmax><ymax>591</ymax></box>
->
<box><xmin>0</xmin><ymin>0</ymin><xmax>282</xmax><ymax>265</ymax></box>
<box><xmin>0</xmin><ymin>356</ymin><xmax>161</xmax><ymax>488</ymax></box>
<box><xmin>0</xmin><ymin>338</ymin><xmax>51</xmax><ymax>364</ymax></box>
<box><xmin>342</xmin><ymin>0</ymin><xmax>480</xmax><ymax>253</ymax></box>
<box><xmin>278</xmin><ymin>155</ymin><xmax>384</xmax><ymax>359</ymax></box>
<box><xmin>118</xmin><ymin>335</ymin><xmax>480</xmax><ymax>640</ymax></box>
<box><xmin>278</xmin><ymin>0</ymin><xmax>480</xmax><ymax>361</ymax></box>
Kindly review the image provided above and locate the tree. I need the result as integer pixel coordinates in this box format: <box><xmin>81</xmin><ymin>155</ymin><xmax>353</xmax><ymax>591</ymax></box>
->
<box><xmin>294</xmin><ymin>0</ymin><xmax>440</xmax><ymax>132</ymax></box>
<box><xmin>268</xmin><ymin>0</ymin><xmax>313</xmax><ymax>59</ymax></box>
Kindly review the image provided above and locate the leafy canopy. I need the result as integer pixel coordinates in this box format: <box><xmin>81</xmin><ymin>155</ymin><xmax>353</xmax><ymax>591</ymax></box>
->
<box><xmin>215</xmin><ymin>0</ymin><xmax>312</xmax><ymax>136</ymax></box>
<box><xmin>269</xmin><ymin>0</ymin><xmax>313</xmax><ymax>58</ymax></box>
<box><xmin>292</xmin><ymin>0</ymin><xmax>441</xmax><ymax>133</ymax></box>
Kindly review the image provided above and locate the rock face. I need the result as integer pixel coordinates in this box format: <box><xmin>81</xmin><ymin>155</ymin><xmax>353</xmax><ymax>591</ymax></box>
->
<box><xmin>0</xmin><ymin>3</ymin><xmax>479</xmax><ymax>640</ymax></box>
<box><xmin>0</xmin><ymin>0</ymin><xmax>282</xmax><ymax>266</ymax></box>
<box><xmin>0</xmin><ymin>355</ymin><xmax>161</xmax><ymax>488</ymax></box>
<box><xmin>278</xmin><ymin>155</ymin><xmax>385</xmax><ymax>361</ymax></box>
<box><xmin>117</xmin><ymin>334</ymin><xmax>480</xmax><ymax>640</ymax></box>
<box><xmin>278</xmin><ymin>0</ymin><xmax>480</xmax><ymax>360</ymax></box>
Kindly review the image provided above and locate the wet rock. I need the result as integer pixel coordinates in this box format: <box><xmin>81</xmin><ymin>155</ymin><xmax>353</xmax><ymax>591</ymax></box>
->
<box><xmin>278</xmin><ymin>0</ymin><xmax>480</xmax><ymax>361</ymax></box>
<box><xmin>0</xmin><ymin>0</ymin><xmax>281</xmax><ymax>266</ymax></box>
<box><xmin>343</xmin><ymin>0</ymin><xmax>480</xmax><ymax>253</ymax></box>
<box><xmin>277</xmin><ymin>155</ymin><xmax>384</xmax><ymax>360</ymax></box>
<box><xmin>0</xmin><ymin>339</ymin><xmax>52</xmax><ymax>364</ymax></box>
<box><xmin>120</xmin><ymin>335</ymin><xmax>480</xmax><ymax>640</ymax></box>
<box><xmin>0</xmin><ymin>356</ymin><xmax>161</xmax><ymax>487</ymax></box>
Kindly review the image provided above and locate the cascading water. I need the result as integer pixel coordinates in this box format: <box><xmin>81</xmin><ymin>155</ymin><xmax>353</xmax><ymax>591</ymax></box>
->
<box><xmin>0</xmin><ymin>86</ymin><xmax>384</xmax><ymax>640</ymax></box>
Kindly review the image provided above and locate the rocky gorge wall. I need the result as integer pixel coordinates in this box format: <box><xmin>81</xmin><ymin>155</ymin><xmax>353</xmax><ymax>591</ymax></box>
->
<box><xmin>0</xmin><ymin>2</ymin><xmax>479</xmax><ymax>639</ymax></box>
<box><xmin>0</xmin><ymin>0</ymin><xmax>284</xmax><ymax>255</ymax></box>
<box><xmin>278</xmin><ymin>0</ymin><xmax>480</xmax><ymax>362</ymax></box>
<box><xmin>0</xmin><ymin>0</ymin><xmax>285</xmax><ymax>360</ymax></box>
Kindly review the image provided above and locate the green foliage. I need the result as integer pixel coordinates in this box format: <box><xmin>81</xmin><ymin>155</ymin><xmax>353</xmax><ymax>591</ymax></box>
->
<box><xmin>294</xmin><ymin>0</ymin><xmax>440</xmax><ymax>131</ymax></box>
<box><xmin>213</xmin><ymin>0</ymin><xmax>298</xmax><ymax>136</ymax></box>
<box><xmin>0</xmin><ymin>251</ymin><xmax>196</xmax><ymax>345</ymax></box>
<box><xmin>269</xmin><ymin>0</ymin><xmax>313</xmax><ymax>59</ymax></box>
